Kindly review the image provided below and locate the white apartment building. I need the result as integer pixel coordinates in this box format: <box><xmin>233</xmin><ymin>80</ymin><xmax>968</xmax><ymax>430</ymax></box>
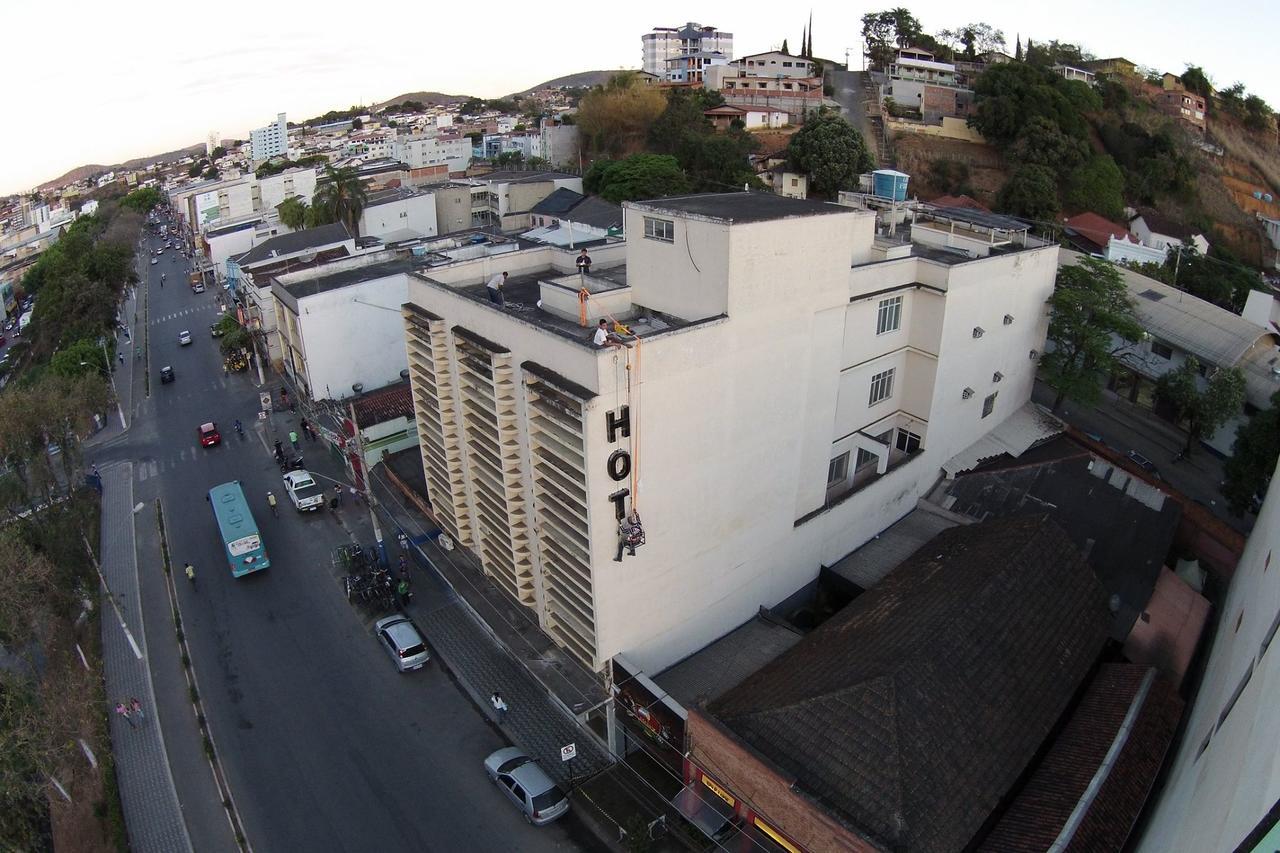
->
<box><xmin>250</xmin><ymin>112</ymin><xmax>289</xmax><ymax>161</ymax></box>
<box><xmin>642</xmin><ymin>22</ymin><xmax>733</xmax><ymax>76</ymax></box>
<box><xmin>394</xmin><ymin>134</ymin><xmax>471</xmax><ymax>173</ymax></box>
<box><xmin>171</xmin><ymin>168</ymin><xmax>317</xmax><ymax>236</ymax></box>
<box><xmin>401</xmin><ymin>193</ymin><xmax>1058</xmax><ymax>673</ymax></box>
<box><xmin>272</xmin><ymin>251</ymin><xmax>415</xmax><ymax>401</ymax></box>
<box><xmin>358</xmin><ymin>188</ymin><xmax>439</xmax><ymax>241</ymax></box>
<box><xmin>1134</xmin><ymin>454</ymin><xmax>1280</xmax><ymax>853</ymax></box>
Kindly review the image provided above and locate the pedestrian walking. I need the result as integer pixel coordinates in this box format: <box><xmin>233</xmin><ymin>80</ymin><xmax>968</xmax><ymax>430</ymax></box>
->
<box><xmin>115</xmin><ymin>702</ymin><xmax>136</xmax><ymax>729</ymax></box>
<box><xmin>491</xmin><ymin>692</ymin><xmax>509</xmax><ymax>723</ymax></box>
<box><xmin>118</xmin><ymin>351</ymin><xmax>125</xmax><ymax>365</ymax></box>
<box><xmin>300</xmin><ymin>418</ymin><xmax>315</xmax><ymax>441</ymax></box>
<box><xmin>129</xmin><ymin>697</ymin><xmax>145</xmax><ymax>724</ymax></box>
<box><xmin>274</xmin><ymin>440</ymin><xmax>284</xmax><ymax>461</ymax></box>
<box><xmin>289</xmin><ymin>430</ymin><xmax>300</xmax><ymax>451</ymax></box>
<box><xmin>334</xmin><ymin>484</ymin><xmax>343</xmax><ymax>507</ymax></box>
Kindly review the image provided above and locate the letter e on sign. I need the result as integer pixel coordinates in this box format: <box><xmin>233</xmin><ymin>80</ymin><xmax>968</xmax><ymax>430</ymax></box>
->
<box><xmin>560</xmin><ymin>743</ymin><xmax>577</xmax><ymax>762</ymax></box>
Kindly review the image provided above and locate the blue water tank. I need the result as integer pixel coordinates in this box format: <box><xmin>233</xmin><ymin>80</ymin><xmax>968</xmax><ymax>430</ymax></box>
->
<box><xmin>872</xmin><ymin>169</ymin><xmax>910</xmax><ymax>202</ymax></box>
<box><xmin>1253</xmin><ymin>190</ymin><xmax>1263</xmax><ymax>200</ymax></box>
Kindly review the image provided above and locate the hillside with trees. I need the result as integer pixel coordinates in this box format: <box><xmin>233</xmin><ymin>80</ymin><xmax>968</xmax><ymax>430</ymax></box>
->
<box><xmin>862</xmin><ymin>7</ymin><xmax>1280</xmax><ymax>269</ymax></box>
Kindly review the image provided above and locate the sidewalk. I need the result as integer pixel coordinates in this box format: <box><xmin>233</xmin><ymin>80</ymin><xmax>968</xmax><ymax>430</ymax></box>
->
<box><xmin>98</xmin><ymin>463</ymin><xmax>193</xmax><ymax>853</ymax></box>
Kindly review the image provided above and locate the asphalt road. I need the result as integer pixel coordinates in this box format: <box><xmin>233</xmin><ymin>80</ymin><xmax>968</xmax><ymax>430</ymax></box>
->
<box><xmin>110</xmin><ymin>230</ymin><xmax>587</xmax><ymax>852</ymax></box>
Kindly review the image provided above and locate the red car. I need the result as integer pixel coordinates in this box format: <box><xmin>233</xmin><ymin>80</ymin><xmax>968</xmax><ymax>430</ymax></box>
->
<box><xmin>198</xmin><ymin>422</ymin><xmax>221</xmax><ymax>447</ymax></box>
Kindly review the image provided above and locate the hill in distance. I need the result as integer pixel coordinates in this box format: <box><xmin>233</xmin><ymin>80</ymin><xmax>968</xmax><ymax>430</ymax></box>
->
<box><xmin>373</xmin><ymin>91</ymin><xmax>472</xmax><ymax>111</ymax></box>
<box><xmin>506</xmin><ymin>70</ymin><xmax>638</xmax><ymax>99</ymax></box>
<box><xmin>39</xmin><ymin>143</ymin><xmax>206</xmax><ymax>191</ymax></box>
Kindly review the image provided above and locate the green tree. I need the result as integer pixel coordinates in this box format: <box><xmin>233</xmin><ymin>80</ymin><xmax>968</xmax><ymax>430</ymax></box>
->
<box><xmin>352</xmin><ymin>117</ymin><xmax>364</xmax><ymax>130</ymax></box>
<box><xmin>276</xmin><ymin>196</ymin><xmax>309</xmax><ymax>230</ymax></box>
<box><xmin>48</xmin><ymin>339</ymin><xmax>106</xmax><ymax>379</ymax></box>
<box><xmin>211</xmin><ymin>145</ymin><xmax>227</xmax><ymax>159</ymax></box>
<box><xmin>312</xmin><ymin>164</ymin><xmax>368</xmax><ymax>236</ymax></box>
<box><xmin>1180</xmin><ymin>66</ymin><xmax>1213</xmax><ymax>98</ymax></box>
<box><xmin>1040</xmin><ymin>257</ymin><xmax>1144</xmax><ymax>412</ymax></box>
<box><xmin>593</xmin><ymin>154</ymin><xmax>690</xmax><ymax>204</ymax></box>
<box><xmin>1244</xmin><ymin>95</ymin><xmax>1274</xmax><ymax>132</ymax></box>
<box><xmin>120</xmin><ymin>187</ymin><xmax>162</xmax><ymax>213</ymax></box>
<box><xmin>937</xmin><ymin>22</ymin><xmax>1006</xmax><ymax>59</ymax></box>
<box><xmin>1223</xmin><ymin>391</ymin><xmax>1280</xmax><ymax>514</ymax></box>
<box><xmin>1155</xmin><ymin>357</ymin><xmax>1246</xmax><ymax>457</ymax></box>
<box><xmin>1169</xmin><ymin>249</ymin><xmax>1264</xmax><ymax>312</ymax></box>
<box><xmin>1218</xmin><ymin>83</ymin><xmax>1246</xmax><ymax>118</ymax></box>
<box><xmin>583</xmin><ymin>159</ymin><xmax>615</xmax><ymax>194</ymax></box>
<box><xmin>970</xmin><ymin>62</ymin><xmax>1092</xmax><ymax>147</ymax></box>
<box><xmin>786</xmin><ymin>109</ymin><xmax>874</xmax><ymax>198</ymax></box>
<box><xmin>202</xmin><ymin>165</ymin><xmax>219</xmax><ymax>180</ymax></box>
<box><xmin>997</xmin><ymin>164</ymin><xmax>1060</xmax><ymax>221</ymax></box>
<box><xmin>1064</xmin><ymin>154</ymin><xmax>1125</xmax><ymax>219</ymax></box>
<box><xmin>187</xmin><ymin>162</ymin><xmax>203</xmax><ymax>178</ymax></box>
<box><xmin>1008</xmin><ymin>116</ymin><xmax>1089</xmax><ymax>176</ymax></box>
<box><xmin>861</xmin><ymin>8</ymin><xmax>923</xmax><ymax>68</ymax></box>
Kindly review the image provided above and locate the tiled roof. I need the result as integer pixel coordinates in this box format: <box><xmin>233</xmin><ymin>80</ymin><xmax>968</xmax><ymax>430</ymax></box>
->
<box><xmin>931</xmin><ymin>194</ymin><xmax>990</xmax><ymax>212</ymax></box>
<box><xmin>978</xmin><ymin>663</ymin><xmax>1183</xmax><ymax>853</ymax></box>
<box><xmin>1131</xmin><ymin>207</ymin><xmax>1197</xmax><ymax>241</ymax></box>
<box><xmin>1064</xmin><ymin>212</ymin><xmax>1132</xmax><ymax>251</ymax></box>
<box><xmin>708</xmin><ymin>515</ymin><xmax>1111</xmax><ymax>853</ymax></box>
<box><xmin>352</xmin><ymin>381</ymin><xmax>413</xmax><ymax>428</ymax></box>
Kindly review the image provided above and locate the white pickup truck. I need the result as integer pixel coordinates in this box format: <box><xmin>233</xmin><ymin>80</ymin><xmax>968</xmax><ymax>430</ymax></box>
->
<box><xmin>282</xmin><ymin>470</ymin><xmax>326</xmax><ymax>511</ymax></box>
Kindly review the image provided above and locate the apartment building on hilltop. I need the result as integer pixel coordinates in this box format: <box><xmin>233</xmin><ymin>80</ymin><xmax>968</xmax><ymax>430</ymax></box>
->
<box><xmin>250</xmin><ymin>112</ymin><xmax>289</xmax><ymax>161</ymax></box>
<box><xmin>401</xmin><ymin>192</ymin><xmax>1059</xmax><ymax>674</ymax></box>
<box><xmin>642</xmin><ymin>22</ymin><xmax>733</xmax><ymax>77</ymax></box>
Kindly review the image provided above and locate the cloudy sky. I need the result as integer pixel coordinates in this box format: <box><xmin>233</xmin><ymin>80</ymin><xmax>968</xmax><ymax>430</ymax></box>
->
<box><xmin>5</xmin><ymin>0</ymin><xmax>1277</xmax><ymax>195</ymax></box>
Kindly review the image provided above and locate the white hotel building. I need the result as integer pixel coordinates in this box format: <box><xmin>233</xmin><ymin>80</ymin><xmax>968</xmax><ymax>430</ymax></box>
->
<box><xmin>402</xmin><ymin>193</ymin><xmax>1059</xmax><ymax>673</ymax></box>
<box><xmin>642</xmin><ymin>22</ymin><xmax>733</xmax><ymax>77</ymax></box>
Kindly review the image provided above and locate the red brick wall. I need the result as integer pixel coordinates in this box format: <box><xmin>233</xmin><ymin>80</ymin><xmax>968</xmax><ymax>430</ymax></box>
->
<box><xmin>686</xmin><ymin>710</ymin><xmax>883</xmax><ymax>853</ymax></box>
<box><xmin>922</xmin><ymin>85</ymin><xmax>959</xmax><ymax>117</ymax></box>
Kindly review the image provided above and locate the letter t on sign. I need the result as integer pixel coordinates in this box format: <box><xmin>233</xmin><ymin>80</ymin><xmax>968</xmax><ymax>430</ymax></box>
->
<box><xmin>606</xmin><ymin>406</ymin><xmax>630</xmax><ymax>443</ymax></box>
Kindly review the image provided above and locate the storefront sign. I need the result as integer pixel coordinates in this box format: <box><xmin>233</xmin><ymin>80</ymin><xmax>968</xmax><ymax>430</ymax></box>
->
<box><xmin>700</xmin><ymin>773</ymin><xmax>735</xmax><ymax>807</ymax></box>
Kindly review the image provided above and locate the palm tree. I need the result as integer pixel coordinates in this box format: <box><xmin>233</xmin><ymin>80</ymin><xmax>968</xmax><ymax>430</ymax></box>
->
<box><xmin>312</xmin><ymin>164</ymin><xmax>368</xmax><ymax>236</ymax></box>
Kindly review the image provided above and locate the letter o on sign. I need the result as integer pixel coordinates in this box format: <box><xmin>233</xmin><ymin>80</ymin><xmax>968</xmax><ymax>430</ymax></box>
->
<box><xmin>607</xmin><ymin>449</ymin><xmax>631</xmax><ymax>482</ymax></box>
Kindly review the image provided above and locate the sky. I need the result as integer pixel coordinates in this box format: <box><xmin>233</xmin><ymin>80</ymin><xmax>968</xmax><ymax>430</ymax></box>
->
<box><xmin>5</xmin><ymin>0</ymin><xmax>1279</xmax><ymax>195</ymax></box>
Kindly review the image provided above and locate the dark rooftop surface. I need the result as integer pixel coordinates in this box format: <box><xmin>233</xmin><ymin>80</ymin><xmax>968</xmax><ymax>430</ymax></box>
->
<box><xmin>234</xmin><ymin>222</ymin><xmax>350</xmax><ymax>266</ymax></box>
<box><xmin>707</xmin><ymin>515</ymin><xmax>1110</xmax><ymax>853</ymax></box>
<box><xmin>206</xmin><ymin>218</ymin><xmax>261</xmax><ymax>237</ymax></box>
<box><xmin>930</xmin><ymin>436</ymin><xmax>1181</xmax><ymax>640</ymax></box>
<box><xmin>276</xmin><ymin>257</ymin><xmax>416</xmax><ymax>302</ymax></box>
<box><xmin>529</xmin><ymin>187</ymin><xmax>583</xmax><ymax>217</ymax></box>
<box><xmin>476</xmin><ymin>170</ymin><xmax>578</xmax><ymax>184</ymax></box>
<box><xmin>632</xmin><ymin>192</ymin><xmax>847</xmax><ymax>224</ymax></box>
<box><xmin>655</xmin><ymin>615</ymin><xmax>802</xmax><ymax>709</ymax></box>
<box><xmin>434</xmin><ymin>266</ymin><xmax>699</xmax><ymax>348</ymax></box>
<box><xmin>978</xmin><ymin>663</ymin><xmax>1183</xmax><ymax>853</ymax></box>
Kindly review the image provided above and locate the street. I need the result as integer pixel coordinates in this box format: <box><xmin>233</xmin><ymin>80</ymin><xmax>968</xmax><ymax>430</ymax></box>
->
<box><xmin>97</xmin><ymin>229</ymin><xmax>588</xmax><ymax>852</ymax></box>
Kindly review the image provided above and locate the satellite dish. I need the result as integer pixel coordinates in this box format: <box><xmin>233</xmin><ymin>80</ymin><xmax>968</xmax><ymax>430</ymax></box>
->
<box><xmin>351</xmin><ymin>382</ymin><xmax>364</xmax><ymax>393</ymax></box>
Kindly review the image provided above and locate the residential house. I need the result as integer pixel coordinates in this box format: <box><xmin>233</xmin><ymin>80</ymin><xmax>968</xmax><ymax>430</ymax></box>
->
<box><xmin>465</xmin><ymin>170</ymin><xmax>583</xmax><ymax>231</ymax></box>
<box><xmin>1086</xmin><ymin>57</ymin><xmax>1141</xmax><ymax>78</ymax></box>
<box><xmin>348</xmin><ymin>380</ymin><xmax>419</xmax><ymax>469</ymax></box>
<box><xmin>1157</xmin><ymin>87</ymin><xmax>1208</xmax><ymax>131</ymax></box>
<box><xmin>703</xmin><ymin>105</ymin><xmax>788</xmax><ymax>131</ymax></box>
<box><xmin>1052</xmin><ymin>64</ymin><xmax>1097</xmax><ymax>84</ymax></box>
<box><xmin>1130</xmin><ymin>209</ymin><xmax>1210</xmax><ymax>257</ymax></box>
<box><xmin>393</xmin><ymin>133</ymin><xmax>471</xmax><ymax>174</ymax></box>
<box><xmin>524</xmin><ymin>188</ymin><xmax>623</xmax><ymax>245</ymax></box>
<box><xmin>704</xmin><ymin>64</ymin><xmax>824</xmax><ymax>120</ymax></box>
<box><xmin>883</xmin><ymin>48</ymin><xmax>974</xmax><ymax>122</ymax></box>
<box><xmin>537</xmin><ymin>118</ymin><xmax>581</xmax><ymax>170</ymax></box>
<box><xmin>1063</xmin><ymin>211</ymin><xmax>1165</xmax><ymax>264</ymax></box>
<box><xmin>400</xmin><ymin>192</ymin><xmax>1060</xmax><ymax>674</ymax></box>
<box><xmin>730</xmin><ymin>50</ymin><xmax>815</xmax><ymax>78</ymax></box>
<box><xmin>662</xmin><ymin>50</ymin><xmax>729</xmax><ymax>85</ymax></box>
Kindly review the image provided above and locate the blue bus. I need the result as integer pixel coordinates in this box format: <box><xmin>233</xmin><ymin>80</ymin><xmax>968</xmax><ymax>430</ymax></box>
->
<box><xmin>208</xmin><ymin>481</ymin><xmax>270</xmax><ymax>577</ymax></box>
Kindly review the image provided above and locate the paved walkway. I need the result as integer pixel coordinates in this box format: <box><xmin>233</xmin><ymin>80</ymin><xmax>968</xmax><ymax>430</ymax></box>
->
<box><xmin>98</xmin><ymin>462</ymin><xmax>193</xmax><ymax>853</ymax></box>
<box><xmin>368</xmin><ymin>478</ymin><xmax>613</xmax><ymax>788</ymax></box>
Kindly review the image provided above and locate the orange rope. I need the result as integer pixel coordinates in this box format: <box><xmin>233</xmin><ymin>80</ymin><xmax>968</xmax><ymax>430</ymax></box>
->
<box><xmin>577</xmin><ymin>288</ymin><xmax>590</xmax><ymax>327</ymax></box>
<box><xmin>579</xmin><ymin>289</ymin><xmax>643</xmax><ymax>512</ymax></box>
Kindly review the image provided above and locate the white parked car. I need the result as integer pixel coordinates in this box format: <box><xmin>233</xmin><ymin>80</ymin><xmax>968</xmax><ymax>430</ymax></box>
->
<box><xmin>282</xmin><ymin>470</ymin><xmax>325</xmax><ymax>511</ymax></box>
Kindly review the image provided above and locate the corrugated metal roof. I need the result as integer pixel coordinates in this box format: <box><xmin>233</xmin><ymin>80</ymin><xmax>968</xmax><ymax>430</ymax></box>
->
<box><xmin>943</xmin><ymin>403</ymin><xmax>1065</xmax><ymax>477</ymax></box>
<box><xmin>1063</xmin><ymin>251</ymin><xmax>1269</xmax><ymax>368</ymax></box>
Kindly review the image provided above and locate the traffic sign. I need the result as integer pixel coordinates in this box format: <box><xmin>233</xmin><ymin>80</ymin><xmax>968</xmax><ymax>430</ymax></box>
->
<box><xmin>560</xmin><ymin>743</ymin><xmax>577</xmax><ymax>762</ymax></box>
<box><xmin>259</xmin><ymin>392</ymin><xmax>272</xmax><ymax>411</ymax></box>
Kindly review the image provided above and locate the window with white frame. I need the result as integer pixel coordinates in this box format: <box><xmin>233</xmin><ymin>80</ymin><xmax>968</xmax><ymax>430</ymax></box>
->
<box><xmin>876</xmin><ymin>295</ymin><xmax>903</xmax><ymax>335</ymax></box>
<box><xmin>855</xmin><ymin>447</ymin><xmax>877</xmax><ymax>470</ymax></box>
<box><xmin>895</xmin><ymin>428</ymin><xmax>922</xmax><ymax>453</ymax></box>
<box><xmin>827</xmin><ymin>452</ymin><xmax>849</xmax><ymax>486</ymax></box>
<box><xmin>868</xmin><ymin>368</ymin><xmax>895</xmax><ymax>406</ymax></box>
<box><xmin>643</xmin><ymin>216</ymin><xmax>674</xmax><ymax>242</ymax></box>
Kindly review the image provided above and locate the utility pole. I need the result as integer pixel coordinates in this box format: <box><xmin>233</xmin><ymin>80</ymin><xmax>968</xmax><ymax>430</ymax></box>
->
<box><xmin>99</xmin><ymin>337</ymin><xmax>127</xmax><ymax>429</ymax></box>
<box><xmin>349</xmin><ymin>399</ymin><xmax>386</xmax><ymax>566</ymax></box>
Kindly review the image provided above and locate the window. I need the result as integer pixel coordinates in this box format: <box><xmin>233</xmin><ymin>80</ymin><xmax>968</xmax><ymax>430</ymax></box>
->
<box><xmin>982</xmin><ymin>391</ymin><xmax>998</xmax><ymax>418</ymax></box>
<box><xmin>895</xmin><ymin>428</ymin><xmax>921</xmax><ymax>453</ymax></box>
<box><xmin>876</xmin><ymin>296</ymin><xmax>903</xmax><ymax>334</ymax></box>
<box><xmin>1150</xmin><ymin>340</ymin><xmax>1173</xmax><ymax>359</ymax></box>
<box><xmin>855</xmin><ymin>448</ymin><xmax>877</xmax><ymax>470</ymax></box>
<box><xmin>827</xmin><ymin>453</ymin><xmax>849</xmax><ymax>486</ymax></box>
<box><xmin>643</xmin><ymin>217</ymin><xmax>674</xmax><ymax>242</ymax></box>
<box><xmin>868</xmin><ymin>368</ymin><xmax>895</xmax><ymax>405</ymax></box>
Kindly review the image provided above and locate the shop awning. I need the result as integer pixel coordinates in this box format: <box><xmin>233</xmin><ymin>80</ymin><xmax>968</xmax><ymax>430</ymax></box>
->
<box><xmin>671</xmin><ymin>783</ymin><xmax>735</xmax><ymax>839</ymax></box>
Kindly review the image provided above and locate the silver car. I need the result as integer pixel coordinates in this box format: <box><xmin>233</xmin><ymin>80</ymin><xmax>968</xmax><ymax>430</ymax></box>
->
<box><xmin>374</xmin><ymin>615</ymin><xmax>429</xmax><ymax>672</ymax></box>
<box><xmin>483</xmin><ymin>747</ymin><xmax>570</xmax><ymax>825</ymax></box>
